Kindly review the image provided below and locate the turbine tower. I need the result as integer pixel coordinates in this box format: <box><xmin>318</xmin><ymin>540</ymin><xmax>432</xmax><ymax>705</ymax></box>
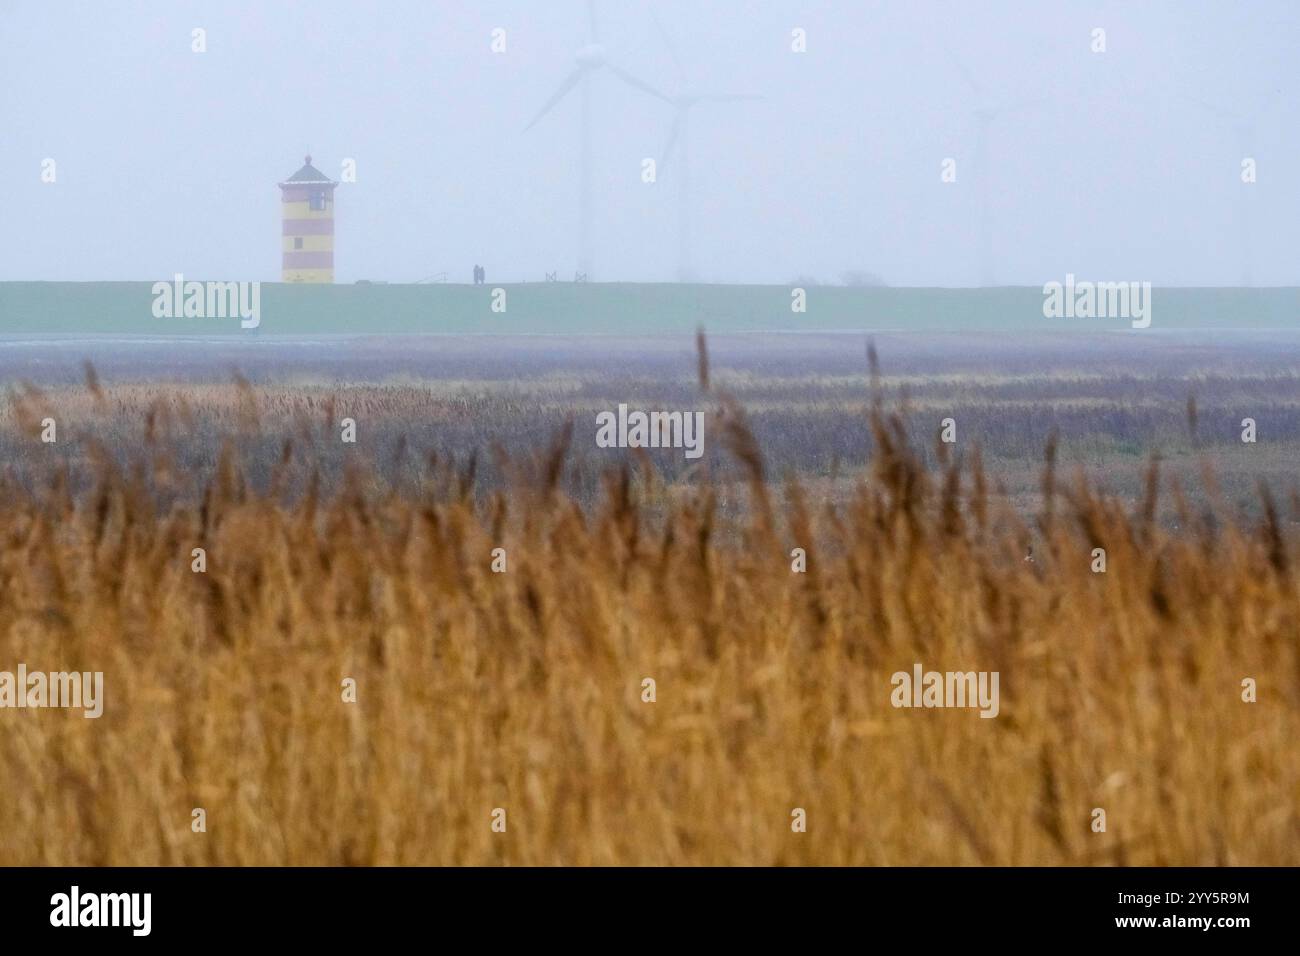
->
<box><xmin>652</xmin><ymin>12</ymin><xmax>762</xmax><ymax>281</ymax></box>
<box><xmin>525</xmin><ymin>0</ymin><xmax>670</xmax><ymax>280</ymax></box>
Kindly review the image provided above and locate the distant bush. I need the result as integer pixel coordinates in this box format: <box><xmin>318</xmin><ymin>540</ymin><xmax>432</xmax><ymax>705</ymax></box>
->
<box><xmin>839</xmin><ymin>269</ymin><xmax>886</xmax><ymax>287</ymax></box>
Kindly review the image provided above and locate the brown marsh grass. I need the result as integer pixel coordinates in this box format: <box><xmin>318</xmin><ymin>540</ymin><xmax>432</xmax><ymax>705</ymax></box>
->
<box><xmin>0</xmin><ymin>359</ymin><xmax>1296</xmax><ymax>865</ymax></box>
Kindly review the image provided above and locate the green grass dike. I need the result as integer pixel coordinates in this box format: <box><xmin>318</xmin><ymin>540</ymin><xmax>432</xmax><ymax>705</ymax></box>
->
<box><xmin>1</xmin><ymin>281</ymin><xmax>1296</xmax><ymax>336</ymax></box>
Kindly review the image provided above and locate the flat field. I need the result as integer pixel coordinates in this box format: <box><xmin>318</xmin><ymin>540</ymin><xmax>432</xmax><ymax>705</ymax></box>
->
<box><xmin>2</xmin><ymin>329</ymin><xmax>1297</xmax><ymax>513</ymax></box>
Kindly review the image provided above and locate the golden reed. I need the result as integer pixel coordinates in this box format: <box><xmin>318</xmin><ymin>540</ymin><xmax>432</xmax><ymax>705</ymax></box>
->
<box><xmin>0</xmin><ymin>366</ymin><xmax>1295</xmax><ymax>865</ymax></box>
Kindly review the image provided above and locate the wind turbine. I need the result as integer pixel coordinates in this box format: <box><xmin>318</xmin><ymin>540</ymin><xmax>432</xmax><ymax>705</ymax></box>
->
<box><xmin>651</xmin><ymin>12</ymin><xmax>762</xmax><ymax>281</ymax></box>
<box><xmin>1182</xmin><ymin>88</ymin><xmax>1285</xmax><ymax>287</ymax></box>
<box><xmin>945</xmin><ymin>48</ymin><xmax>1049</xmax><ymax>287</ymax></box>
<box><xmin>525</xmin><ymin>0</ymin><xmax>671</xmax><ymax>280</ymax></box>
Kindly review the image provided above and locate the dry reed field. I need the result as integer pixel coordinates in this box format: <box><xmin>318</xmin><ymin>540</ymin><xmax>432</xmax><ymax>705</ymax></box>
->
<box><xmin>0</xmin><ymin>356</ymin><xmax>1296</xmax><ymax>867</ymax></box>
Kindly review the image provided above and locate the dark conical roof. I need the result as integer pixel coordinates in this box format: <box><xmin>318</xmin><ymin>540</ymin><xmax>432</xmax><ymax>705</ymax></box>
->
<box><xmin>280</xmin><ymin>155</ymin><xmax>336</xmax><ymax>185</ymax></box>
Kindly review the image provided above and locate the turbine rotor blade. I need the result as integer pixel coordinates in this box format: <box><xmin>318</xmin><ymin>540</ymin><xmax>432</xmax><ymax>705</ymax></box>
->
<box><xmin>999</xmin><ymin>95</ymin><xmax>1050</xmax><ymax>116</ymax></box>
<box><xmin>942</xmin><ymin>42</ymin><xmax>983</xmax><ymax>98</ymax></box>
<box><xmin>1180</xmin><ymin>91</ymin><xmax>1241</xmax><ymax>122</ymax></box>
<box><xmin>660</xmin><ymin>110</ymin><xmax>685</xmax><ymax>172</ymax></box>
<box><xmin>524</xmin><ymin>67</ymin><xmax>588</xmax><ymax>130</ymax></box>
<box><xmin>606</xmin><ymin>62</ymin><xmax>674</xmax><ymax>105</ymax></box>
<box><xmin>650</xmin><ymin>7</ymin><xmax>686</xmax><ymax>83</ymax></box>
<box><xmin>587</xmin><ymin>0</ymin><xmax>599</xmax><ymax>42</ymax></box>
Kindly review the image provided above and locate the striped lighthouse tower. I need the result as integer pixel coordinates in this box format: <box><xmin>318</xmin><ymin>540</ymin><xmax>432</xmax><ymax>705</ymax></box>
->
<box><xmin>278</xmin><ymin>155</ymin><xmax>337</xmax><ymax>283</ymax></box>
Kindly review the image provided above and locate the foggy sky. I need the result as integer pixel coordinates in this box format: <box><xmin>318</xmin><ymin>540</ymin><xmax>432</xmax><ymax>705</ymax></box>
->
<box><xmin>2</xmin><ymin>0</ymin><xmax>1296</xmax><ymax>286</ymax></box>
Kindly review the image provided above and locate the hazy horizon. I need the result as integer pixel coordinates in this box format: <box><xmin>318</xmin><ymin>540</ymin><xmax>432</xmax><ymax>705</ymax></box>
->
<box><xmin>3</xmin><ymin>1</ymin><xmax>1296</xmax><ymax>287</ymax></box>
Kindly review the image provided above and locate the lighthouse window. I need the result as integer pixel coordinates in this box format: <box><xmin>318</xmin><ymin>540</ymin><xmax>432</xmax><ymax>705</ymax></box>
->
<box><xmin>309</xmin><ymin>191</ymin><xmax>327</xmax><ymax>211</ymax></box>
<box><xmin>294</xmin><ymin>238</ymin><xmax>303</xmax><ymax>250</ymax></box>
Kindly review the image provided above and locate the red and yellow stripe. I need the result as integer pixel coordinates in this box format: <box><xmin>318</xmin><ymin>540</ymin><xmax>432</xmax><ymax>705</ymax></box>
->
<box><xmin>280</xmin><ymin>185</ymin><xmax>336</xmax><ymax>283</ymax></box>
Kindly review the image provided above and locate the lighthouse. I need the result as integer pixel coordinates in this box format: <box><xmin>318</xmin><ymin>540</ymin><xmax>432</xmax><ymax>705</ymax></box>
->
<box><xmin>278</xmin><ymin>155</ymin><xmax>337</xmax><ymax>283</ymax></box>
